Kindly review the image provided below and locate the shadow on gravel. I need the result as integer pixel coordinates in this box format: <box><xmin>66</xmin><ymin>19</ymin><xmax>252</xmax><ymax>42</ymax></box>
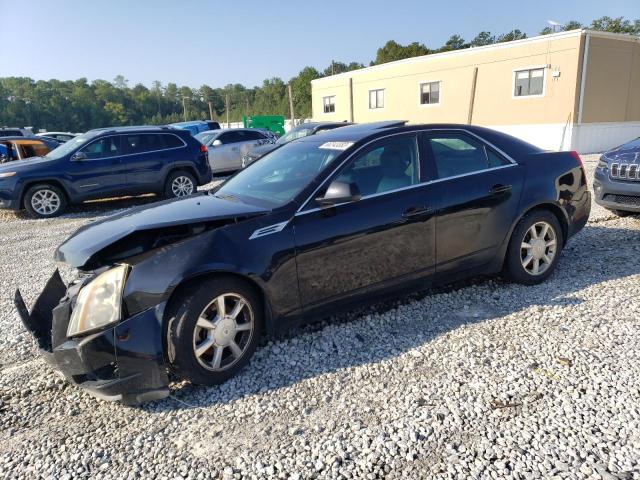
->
<box><xmin>149</xmin><ymin>222</ymin><xmax>640</xmax><ymax>411</ymax></box>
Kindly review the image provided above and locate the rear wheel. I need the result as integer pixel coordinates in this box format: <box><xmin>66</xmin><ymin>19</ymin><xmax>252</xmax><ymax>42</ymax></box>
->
<box><xmin>165</xmin><ymin>170</ymin><xmax>196</xmax><ymax>198</ymax></box>
<box><xmin>504</xmin><ymin>210</ymin><xmax>563</xmax><ymax>285</ymax></box>
<box><xmin>23</xmin><ymin>184</ymin><xmax>67</xmax><ymax>218</ymax></box>
<box><xmin>166</xmin><ymin>277</ymin><xmax>263</xmax><ymax>386</ymax></box>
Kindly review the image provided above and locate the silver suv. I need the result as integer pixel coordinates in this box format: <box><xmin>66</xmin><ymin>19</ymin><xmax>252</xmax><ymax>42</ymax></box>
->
<box><xmin>195</xmin><ymin>128</ymin><xmax>273</xmax><ymax>174</ymax></box>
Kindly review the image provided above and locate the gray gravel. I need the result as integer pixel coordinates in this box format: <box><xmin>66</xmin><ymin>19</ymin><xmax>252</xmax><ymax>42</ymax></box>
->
<box><xmin>1</xmin><ymin>156</ymin><xmax>639</xmax><ymax>479</ymax></box>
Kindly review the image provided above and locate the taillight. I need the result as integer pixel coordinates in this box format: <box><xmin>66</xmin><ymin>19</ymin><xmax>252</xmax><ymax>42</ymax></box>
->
<box><xmin>570</xmin><ymin>150</ymin><xmax>587</xmax><ymax>185</ymax></box>
<box><xmin>569</xmin><ymin>150</ymin><xmax>583</xmax><ymax>166</ymax></box>
<box><xmin>199</xmin><ymin>144</ymin><xmax>207</xmax><ymax>153</ymax></box>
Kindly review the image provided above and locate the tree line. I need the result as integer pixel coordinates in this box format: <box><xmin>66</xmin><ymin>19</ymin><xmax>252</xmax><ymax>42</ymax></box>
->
<box><xmin>1</xmin><ymin>16</ymin><xmax>637</xmax><ymax>133</ymax></box>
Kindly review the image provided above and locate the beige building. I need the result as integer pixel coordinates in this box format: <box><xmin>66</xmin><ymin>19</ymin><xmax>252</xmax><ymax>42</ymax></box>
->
<box><xmin>311</xmin><ymin>30</ymin><xmax>640</xmax><ymax>153</ymax></box>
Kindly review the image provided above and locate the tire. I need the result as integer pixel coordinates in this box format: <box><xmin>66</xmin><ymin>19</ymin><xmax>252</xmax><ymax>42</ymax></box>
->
<box><xmin>165</xmin><ymin>170</ymin><xmax>196</xmax><ymax>198</ymax></box>
<box><xmin>23</xmin><ymin>184</ymin><xmax>67</xmax><ymax>218</ymax></box>
<box><xmin>166</xmin><ymin>276</ymin><xmax>263</xmax><ymax>386</ymax></box>
<box><xmin>503</xmin><ymin>210</ymin><xmax>564</xmax><ymax>285</ymax></box>
<box><xmin>607</xmin><ymin>208</ymin><xmax>631</xmax><ymax>217</ymax></box>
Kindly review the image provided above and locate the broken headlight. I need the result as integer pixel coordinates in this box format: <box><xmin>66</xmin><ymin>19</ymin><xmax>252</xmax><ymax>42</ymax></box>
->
<box><xmin>67</xmin><ymin>265</ymin><xmax>128</xmax><ymax>337</ymax></box>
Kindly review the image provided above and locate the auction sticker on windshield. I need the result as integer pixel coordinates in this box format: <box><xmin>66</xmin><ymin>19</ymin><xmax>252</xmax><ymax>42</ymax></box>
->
<box><xmin>319</xmin><ymin>141</ymin><xmax>354</xmax><ymax>150</ymax></box>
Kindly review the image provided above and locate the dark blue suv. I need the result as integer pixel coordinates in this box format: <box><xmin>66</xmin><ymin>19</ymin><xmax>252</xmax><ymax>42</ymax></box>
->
<box><xmin>0</xmin><ymin>126</ymin><xmax>212</xmax><ymax>218</ymax></box>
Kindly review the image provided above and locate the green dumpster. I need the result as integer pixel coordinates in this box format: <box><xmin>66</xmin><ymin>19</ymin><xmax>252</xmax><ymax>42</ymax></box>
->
<box><xmin>243</xmin><ymin>115</ymin><xmax>285</xmax><ymax>136</ymax></box>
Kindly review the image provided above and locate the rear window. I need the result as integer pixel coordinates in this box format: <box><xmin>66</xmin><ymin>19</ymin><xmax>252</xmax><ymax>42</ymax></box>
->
<box><xmin>163</xmin><ymin>134</ymin><xmax>185</xmax><ymax>148</ymax></box>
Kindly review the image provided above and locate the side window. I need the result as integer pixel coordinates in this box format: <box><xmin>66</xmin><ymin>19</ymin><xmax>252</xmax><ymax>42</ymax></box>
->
<box><xmin>335</xmin><ymin>135</ymin><xmax>419</xmax><ymax>197</ymax></box>
<box><xmin>425</xmin><ymin>133</ymin><xmax>509</xmax><ymax>179</ymax></box>
<box><xmin>162</xmin><ymin>134</ymin><xmax>184</xmax><ymax>148</ymax></box>
<box><xmin>79</xmin><ymin>136</ymin><xmax>121</xmax><ymax>159</ymax></box>
<box><xmin>219</xmin><ymin>132</ymin><xmax>242</xmax><ymax>144</ymax></box>
<box><xmin>243</xmin><ymin>131</ymin><xmax>263</xmax><ymax>141</ymax></box>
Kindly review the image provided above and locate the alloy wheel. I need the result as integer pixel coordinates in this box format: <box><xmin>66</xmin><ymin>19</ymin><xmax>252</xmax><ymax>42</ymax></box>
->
<box><xmin>520</xmin><ymin>221</ymin><xmax>557</xmax><ymax>276</ymax></box>
<box><xmin>30</xmin><ymin>189</ymin><xmax>61</xmax><ymax>215</ymax></box>
<box><xmin>171</xmin><ymin>176</ymin><xmax>194</xmax><ymax>197</ymax></box>
<box><xmin>192</xmin><ymin>293</ymin><xmax>254</xmax><ymax>371</ymax></box>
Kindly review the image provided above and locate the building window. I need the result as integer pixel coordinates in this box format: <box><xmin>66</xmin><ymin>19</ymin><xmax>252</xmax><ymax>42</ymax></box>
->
<box><xmin>420</xmin><ymin>82</ymin><xmax>440</xmax><ymax>105</ymax></box>
<box><xmin>369</xmin><ymin>89</ymin><xmax>384</xmax><ymax>109</ymax></box>
<box><xmin>323</xmin><ymin>96</ymin><xmax>335</xmax><ymax>113</ymax></box>
<box><xmin>514</xmin><ymin>68</ymin><xmax>545</xmax><ymax>97</ymax></box>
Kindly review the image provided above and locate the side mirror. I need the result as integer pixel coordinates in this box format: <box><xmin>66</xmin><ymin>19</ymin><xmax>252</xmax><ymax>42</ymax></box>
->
<box><xmin>316</xmin><ymin>181</ymin><xmax>361</xmax><ymax>206</ymax></box>
<box><xmin>211</xmin><ymin>139</ymin><xmax>222</xmax><ymax>147</ymax></box>
<box><xmin>71</xmin><ymin>152</ymin><xmax>87</xmax><ymax>161</ymax></box>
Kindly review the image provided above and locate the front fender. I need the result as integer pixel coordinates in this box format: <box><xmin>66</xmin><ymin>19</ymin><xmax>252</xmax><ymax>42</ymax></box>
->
<box><xmin>121</xmin><ymin>217</ymin><xmax>300</xmax><ymax>324</ymax></box>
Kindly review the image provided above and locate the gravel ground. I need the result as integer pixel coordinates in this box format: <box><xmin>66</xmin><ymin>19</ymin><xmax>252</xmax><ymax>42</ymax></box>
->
<box><xmin>0</xmin><ymin>155</ymin><xmax>639</xmax><ymax>480</ymax></box>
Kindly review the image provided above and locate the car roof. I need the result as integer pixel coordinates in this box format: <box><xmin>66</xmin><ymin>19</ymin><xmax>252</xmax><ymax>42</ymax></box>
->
<box><xmin>297</xmin><ymin>121</ymin><xmax>409</xmax><ymax>143</ymax></box>
<box><xmin>88</xmin><ymin>125</ymin><xmax>184</xmax><ymax>135</ymax></box>
<box><xmin>169</xmin><ymin>121</ymin><xmax>208</xmax><ymax>126</ymax></box>
<box><xmin>0</xmin><ymin>136</ymin><xmax>46</xmax><ymax>142</ymax></box>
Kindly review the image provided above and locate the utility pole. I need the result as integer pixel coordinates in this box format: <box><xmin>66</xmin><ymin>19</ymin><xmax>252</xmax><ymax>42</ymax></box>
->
<box><xmin>225</xmin><ymin>93</ymin><xmax>230</xmax><ymax>128</ymax></box>
<box><xmin>331</xmin><ymin>60</ymin><xmax>335</xmax><ymax>75</ymax></box>
<box><xmin>182</xmin><ymin>96</ymin><xmax>187</xmax><ymax>122</ymax></box>
<box><xmin>288</xmin><ymin>84</ymin><xmax>295</xmax><ymax>128</ymax></box>
<box><xmin>208</xmin><ymin>101</ymin><xmax>214</xmax><ymax>121</ymax></box>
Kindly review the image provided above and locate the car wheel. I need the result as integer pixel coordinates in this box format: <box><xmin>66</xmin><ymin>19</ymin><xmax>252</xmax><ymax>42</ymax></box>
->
<box><xmin>504</xmin><ymin>210</ymin><xmax>563</xmax><ymax>285</ymax></box>
<box><xmin>607</xmin><ymin>208</ymin><xmax>631</xmax><ymax>217</ymax></box>
<box><xmin>165</xmin><ymin>171</ymin><xmax>196</xmax><ymax>198</ymax></box>
<box><xmin>166</xmin><ymin>277</ymin><xmax>263</xmax><ymax>386</ymax></box>
<box><xmin>23</xmin><ymin>184</ymin><xmax>67</xmax><ymax>218</ymax></box>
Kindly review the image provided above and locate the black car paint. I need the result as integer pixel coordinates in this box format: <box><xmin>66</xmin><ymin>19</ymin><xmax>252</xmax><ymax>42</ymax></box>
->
<box><xmin>15</xmin><ymin>124</ymin><xmax>590</xmax><ymax>404</ymax></box>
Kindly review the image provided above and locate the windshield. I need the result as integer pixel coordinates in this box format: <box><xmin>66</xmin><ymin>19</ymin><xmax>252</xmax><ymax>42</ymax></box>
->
<box><xmin>195</xmin><ymin>131</ymin><xmax>219</xmax><ymax>145</ymax></box>
<box><xmin>44</xmin><ymin>132</ymin><xmax>98</xmax><ymax>160</ymax></box>
<box><xmin>276</xmin><ymin>127</ymin><xmax>314</xmax><ymax>145</ymax></box>
<box><xmin>213</xmin><ymin>141</ymin><xmax>344</xmax><ymax>208</ymax></box>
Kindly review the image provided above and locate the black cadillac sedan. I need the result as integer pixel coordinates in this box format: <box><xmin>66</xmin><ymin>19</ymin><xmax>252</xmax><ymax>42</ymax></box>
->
<box><xmin>15</xmin><ymin>123</ymin><xmax>591</xmax><ymax>404</ymax></box>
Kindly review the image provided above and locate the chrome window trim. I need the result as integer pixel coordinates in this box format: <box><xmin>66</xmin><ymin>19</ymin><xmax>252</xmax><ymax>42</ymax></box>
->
<box><xmin>78</xmin><ymin>133</ymin><xmax>187</xmax><ymax>160</ymax></box>
<box><xmin>295</xmin><ymin>128</ymin><xmax>517</xmax><ymax>214</ymax></box>
<box><xmin>294</xmin><ymin>164</ymin><xmax>516</xmax><ymax>217</ymax></box>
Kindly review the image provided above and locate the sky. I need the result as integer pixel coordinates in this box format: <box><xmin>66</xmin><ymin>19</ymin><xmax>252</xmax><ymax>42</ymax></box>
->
<box><xmin>1</xmin><ymin>0</ymin><xmax>638</xmax><ymax>89</ymax></box>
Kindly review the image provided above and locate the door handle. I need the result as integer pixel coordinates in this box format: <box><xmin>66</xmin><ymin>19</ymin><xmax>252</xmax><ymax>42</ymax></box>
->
<box><xmin>401</xmin><ymin>206</ymin><xmax>433</xmax><ymax>219</ymax></box>
<box><xmin>489</xmin><ymin>184</ymin><xmax>512</xmax><ymax>195</ymax></box>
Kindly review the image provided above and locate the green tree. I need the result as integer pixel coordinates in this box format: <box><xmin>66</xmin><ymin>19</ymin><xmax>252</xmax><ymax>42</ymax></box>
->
<box><xmin>590</xmin><ymin>16</ymin><xmax>638</xmax><ymax>34</ymax></box>
<box><xmin>438</xmin><ymin>34</ymin><xmax>468</xmax><ymax>52</ymax></box>
<box><xmin>372</xmin><ymin>40</ymin><xmax>431</xmax><ymax>65</ymax></box>
<box><xmin>470</xmin><ymin>31</ymin><xmax>495</xmax><ymax>47</ymax></box>
<box><xmin>497</xmin><ymin>29</ymin><xmax>527</xmax><ymax>42</ymax></box>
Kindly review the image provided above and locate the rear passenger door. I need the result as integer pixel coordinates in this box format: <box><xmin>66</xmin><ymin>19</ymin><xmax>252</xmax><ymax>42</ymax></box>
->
<box><xmin>120</xmin><ymin>133</ymin><xmax>169</xmax><ymax>191</ymax></box>
<box><xmin>420</xmin><ymin>131</ymin><xmax>524</xmax><ymax>275</ymax></box>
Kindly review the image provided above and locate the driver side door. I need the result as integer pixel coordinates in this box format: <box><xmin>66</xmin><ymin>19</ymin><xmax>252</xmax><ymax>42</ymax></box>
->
<box><xmin>67</xmin><ymin>135</ymin><xmax>128</xmax><ymax>200</ymax></box>
<box><xmin>293</xmin><ymin>133</ymin><xmax>437</xmax><ymax>315</ymax></box>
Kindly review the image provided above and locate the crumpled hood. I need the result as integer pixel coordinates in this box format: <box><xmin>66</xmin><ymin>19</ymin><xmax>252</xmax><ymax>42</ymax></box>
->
<box><xmin>55</xmin><ymin>193</ymin><xmax>269</xmax><ymax>268</ymax></box>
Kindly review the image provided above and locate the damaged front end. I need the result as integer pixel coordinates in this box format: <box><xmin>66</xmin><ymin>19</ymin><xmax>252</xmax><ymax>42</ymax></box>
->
<box><xmin>14</xmin><ymin>269</ymin><xmax>170</xmax><ymax>405</ymax></box>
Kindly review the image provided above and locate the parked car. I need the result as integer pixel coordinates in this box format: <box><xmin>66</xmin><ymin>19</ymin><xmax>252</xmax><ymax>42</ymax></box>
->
<box><xmin>204</xmin><ymin>120</ymin><xmax>221</xmax><ymax>131</ymax></box>
<box><xmin>593</xmin><ymin>136</ymin><xmax>640</xmax><ymax>216</ymax></box>
<box><xmin>36</xmin><ymin>131</ymin><xmax>78</xmax><ymax>143</ymax></box>
<box><xmin>0</xmin><ymin>126</ymin><xmax>211</xmax><ymax>218</ymax></box>
<box><xmin>0</xmin><ymin>127</ymin><xmax>35</xmax><ymax>138</ymax></box>
<box><xmin>241</xmin><ymin>121</ymin><xmax>350</xmax><ymax>168</ymax></box>
<box><xmin>195</xmin><ymin>128</ymin><xmax>272</xmax><ymax>174</ymax></box>
<box><xmin>0</xmin><ymin>136</ymin><xmax>60</xmax><ymax>163</ymax></box>
<box><xmin>169</xmin><ymin>121</ymin><xmax>211</xmax><ymax>136</ymax></box>
<box><xmin>14</xmin><ymin>123</ymin><xmax>590</xmax><ymax>404</ymax></box>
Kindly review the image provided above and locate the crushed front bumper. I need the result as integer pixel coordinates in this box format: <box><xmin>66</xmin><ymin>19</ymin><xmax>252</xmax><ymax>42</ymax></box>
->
<box><xmin>14</xmin><ymin>270</ymin><xmax>170</xmax><ymax>405</ymax></box>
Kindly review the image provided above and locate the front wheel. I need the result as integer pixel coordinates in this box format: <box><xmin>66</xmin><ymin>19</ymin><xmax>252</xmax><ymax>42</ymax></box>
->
<box><xmin>503</xmin><ymin>210</ymin><xmax>563</xmax><ymax>285</ymax></box>
<box><xmin>166</xmin><ymin>277</ymin><xmax>263</xmax><ymax>386</ymax></box>
<box><xmin>23</xmin><ymin>184</ymin><xmax>67</xmax><ymax>218</ymax></box>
